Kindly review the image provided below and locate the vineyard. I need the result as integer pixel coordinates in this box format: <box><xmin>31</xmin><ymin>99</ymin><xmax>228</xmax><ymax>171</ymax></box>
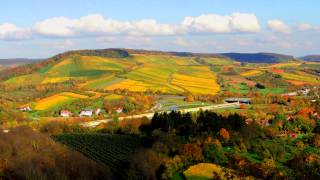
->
<box><xmin>52</xmin><ymin>133</ymin><xmax>151</xmax><ymax>172</ymax></box>
<box><xmin>33</xmin><ymin>92</ymin><xmax>88</xmax><ymax>111</ymax></box>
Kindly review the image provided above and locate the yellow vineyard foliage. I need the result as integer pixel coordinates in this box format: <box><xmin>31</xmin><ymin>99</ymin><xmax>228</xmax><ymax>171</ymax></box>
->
<box><xmin>104</xmin><ymin>94</ymin><xmax>124</xmax><ymax>101</ymax></box>
<box><xmin>268</xmin><ymin>62</ymin><xmax>301</xmax><ymax>68</ymax></box>
<box><xmin>184</xmin><ymin>163</ymin><xmax>253</xmax><ymax>180</ymax></box>
<box><xmin>105</xmin><ymin>79</ymin><xmax>148</xmax><ymax>92</ymax></box>
<box><xmin>240</xmin><ymin>70</ymin><xmax>263</xmax><ymax>77</ymax></box>
<box><xmin>34</xmin><ymin>92</ymin><xmax>88</xmax><ymax>111</ymax></box>
<box><xmin>171</xmin><ymin>73</ymin><xmax>220</xmax><ymax>95</ymax></box>
<box><xmin>41</xmin><ymin>77</ymin><xmax>71</xmax><ymax>84</ymax></box>
<box><xmin>281</xmin><ymin>72</ymin><xmax>319</xmax><ymax>83</ymax></box>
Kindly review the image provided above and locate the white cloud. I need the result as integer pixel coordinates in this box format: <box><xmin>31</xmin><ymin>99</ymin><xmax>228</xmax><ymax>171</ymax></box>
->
<box><xmin>33</xmin><ymin>13</ymin><xmax>261</xmax><ymax>38</ymax></box>
<box><xmin>33</xmin><ymin>17</ymin><xmax>77</xmax><ymax>37</ymax></box>
<box><xmin>229</xmin><ymin>13</ymin><xmax>261</xmax><ymax>33</ymax></box>
<box><xmin>182</xmin><ymin>14</ymin><xmax>231</xmax><ymax>33</ymax></box>
<box><xmin>181</xmin><ymin>12</ymin><xmax>261</xmax><ymax>33</ymax></box>
<box><xmin>267</xmin><ymin>20</ymin><xmax>291</xmax><ymax>34</ymax></box>
<box><xmin>33</xmin><ymin>14</ymin><xmax>178</xmax><ymax>38</ymax></box>
<box><xmin>0</xmin><ymin>23</ymin><xmax>31</xmax><ymax>40</ymax></box>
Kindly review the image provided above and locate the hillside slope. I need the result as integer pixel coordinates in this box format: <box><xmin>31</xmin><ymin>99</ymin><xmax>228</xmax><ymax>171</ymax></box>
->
<box><xmin>1</xmin><ymin>49</ymin><xmax>225</xmax><ymax>95</ymax></box>
<box><xmin>2</xmin><ymin>49</ymin><xmax>320</xmax><ymax>95</ymax></box>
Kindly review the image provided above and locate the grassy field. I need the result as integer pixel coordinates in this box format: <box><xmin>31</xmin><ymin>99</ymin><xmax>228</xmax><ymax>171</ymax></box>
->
<box><xmin>158</xmin><ymin>97</ymin><xmax>213</xmax><ymax>111</ymax></box>
<box><xmin>227</xmin><ymin>82</ymin><xmax>250</xmax><ymax>94</ymax></box>
<box><xmin>258</xmin><ymin>87</ymin><xmax>286</xmax><ymax>94</ymax></box>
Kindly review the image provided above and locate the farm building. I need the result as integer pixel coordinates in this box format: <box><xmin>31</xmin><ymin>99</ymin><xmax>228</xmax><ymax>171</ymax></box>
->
<box><xmin>224</xmin><ymin>98</ymin><xmax>251</xmax><ymax>104</ymax></box>
<box><xmin>2</xmin><ymin>129</ymin><xmax>9</xmax><ymax>133</ymax></box>
<box><xmin>300</xmin><ymin>88</ymin><xmax>310</xmax><ymax>95</ymax></box>
<box><xmin>95</xmin><ymin>108</ymin><xmax>101</xmax><ymax>115</ymax></box>
<box><xmin>115</xmin><ymin>107</ymin><xmax>123</xmax><ymax>113</ymax></box>
<box><xmin>19</xmin><ymin>106</ymin><xmax>32</xmax><ymax>112</ymax></box>
<box><xmin>80</xmin><ymin>110</ymin><xmax>93</xmax><ymax>117</ymax></box>
<box><xmin>60</xmin><ymin>110</ymin><xmax>72</xmax><ymax>117</ymax></box>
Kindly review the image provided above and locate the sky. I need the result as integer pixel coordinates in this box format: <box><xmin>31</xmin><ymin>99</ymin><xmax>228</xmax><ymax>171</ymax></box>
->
<box><xmin>0</xmin><ymin>0</ymin><xmax>319</xmax><ymax>58</ymax></box>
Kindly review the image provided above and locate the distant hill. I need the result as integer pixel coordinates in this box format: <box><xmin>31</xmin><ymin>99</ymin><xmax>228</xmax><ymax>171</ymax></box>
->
<box><xmin>125</xmin><ymin>49</ymin><xmax>225</xmax><ymax>58</ymax></box>
<box><xmin>220</xmin><ymin>53</ymin><xmax>294</xmax><ymax>63</ymax></box>
<box><xmin>0</xmin><ymin>58</ymin><xmax>41</xmax><ymax>65</ymax></box>
<box><xmin>300</xmin><ymin>55</ymin><xmax>320</xmax><ymax>62</ymax></box>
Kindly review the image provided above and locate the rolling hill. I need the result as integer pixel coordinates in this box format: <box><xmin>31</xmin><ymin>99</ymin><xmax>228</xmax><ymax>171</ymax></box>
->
<box><xmin>1</xmin><ymin>49</ymin><xmax>320</xmax><ymax>96</ymax></box>
<box><xmin>300</xmin><ymin>55</ymin><xmax>320</xmax><ymax>62</ymax></box>
<box><xmin>0</xmin><ymin>49</ymin><xmax>224</xmax><ymax>95</ymax></box>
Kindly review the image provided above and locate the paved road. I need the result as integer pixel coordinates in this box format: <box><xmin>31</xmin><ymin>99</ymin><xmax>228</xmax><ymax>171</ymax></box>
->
<box><xmin>80</xmin><ymin>102</ymin><xmax>240</xmax><ymax>127</ymax></box>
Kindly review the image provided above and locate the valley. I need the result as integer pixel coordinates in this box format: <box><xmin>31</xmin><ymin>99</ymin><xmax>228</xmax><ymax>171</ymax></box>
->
<box><xmin>0</xmin><ymin>49</ymin><xmax>320</xmax><ymax>179</ymax></box>
<box><xmin>1</xmin><ymin>1</ymin><xmax>320</xmax><ymax>179</ymax></box>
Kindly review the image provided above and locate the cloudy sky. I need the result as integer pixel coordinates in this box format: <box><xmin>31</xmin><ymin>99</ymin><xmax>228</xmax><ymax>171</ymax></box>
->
<box><xmin>0</xmin><ymin>0</ymin><xmax>319</xmax><ymax>58</ymax></box>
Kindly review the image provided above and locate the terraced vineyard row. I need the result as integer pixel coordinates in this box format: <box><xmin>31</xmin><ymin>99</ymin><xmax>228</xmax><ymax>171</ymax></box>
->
<box><xmin>52</xmin><ymin>134</ymin><xmax>151</xmax><ymax>172</ymax></box>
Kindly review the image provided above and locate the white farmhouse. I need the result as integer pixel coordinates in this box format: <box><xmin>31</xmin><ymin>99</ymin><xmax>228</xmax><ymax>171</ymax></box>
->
<box><xmin>19</xmin><ymin>106</ymin><xmax>32</xmax><ymax>112</ymax></box>
<box><xmin>115</xmin><ymin>107</ymin><xmax>123</xmax><ymax>113</ymax></box>
<box><xmin>80</xmin><ymin>110</ymin><xmax>93</xmax><ymax>117</ymax></box>
<box><xmin>60</xmin><ymin>110</ymin><xmax>72</xmax><ymax>117</ymax></box>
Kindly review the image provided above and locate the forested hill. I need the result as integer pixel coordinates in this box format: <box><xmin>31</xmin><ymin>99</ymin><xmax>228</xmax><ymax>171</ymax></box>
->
<box><xmin>220</xmin><ymin>53</ymin><xmax>295</xmax><ymax>63</ymax></box>
<box><xmin>300</xmin><ymin>55</ymin><xmax>320</xmax><ymax>62</ymax></box>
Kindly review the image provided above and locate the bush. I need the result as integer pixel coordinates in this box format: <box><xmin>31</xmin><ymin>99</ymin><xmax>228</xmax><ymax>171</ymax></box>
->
<box><xmin>40</xmin><ymin>121</ymin><xmax>70</xmax><ymax>134</ymax></box>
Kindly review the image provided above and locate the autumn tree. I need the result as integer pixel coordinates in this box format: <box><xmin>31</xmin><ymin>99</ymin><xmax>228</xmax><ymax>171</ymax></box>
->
<box><xmin>179</xmin><ymin>143</ymin><xmax>202</xmax><ymax>162</ymax></box>
<box><xmin>219</xmin><ymin>128</ymin><xmax>230</xmax><ymax>141</ymax></box>
<box><xmin>185</xmin><ymin>94</ymin><xmax>195</xmax><ymax>102</ymax></box>
<box><xmin>313</xmin><ymin>134</ymin><xmax>320</xmax><ymax>148</ymax></box>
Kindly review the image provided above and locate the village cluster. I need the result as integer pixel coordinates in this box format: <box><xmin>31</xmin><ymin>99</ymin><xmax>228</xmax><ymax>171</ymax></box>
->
<box><xmin>20</xmin><ymin>106</ymin><xmax>124</xmax><ymax>118</ymax></box>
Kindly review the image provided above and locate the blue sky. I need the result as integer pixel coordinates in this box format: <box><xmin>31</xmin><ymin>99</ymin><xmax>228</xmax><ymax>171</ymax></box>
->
<box><xmin>0</xmin><ymin>0</ymin><xmax>319</xmax><ymax>58</ymax></box>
